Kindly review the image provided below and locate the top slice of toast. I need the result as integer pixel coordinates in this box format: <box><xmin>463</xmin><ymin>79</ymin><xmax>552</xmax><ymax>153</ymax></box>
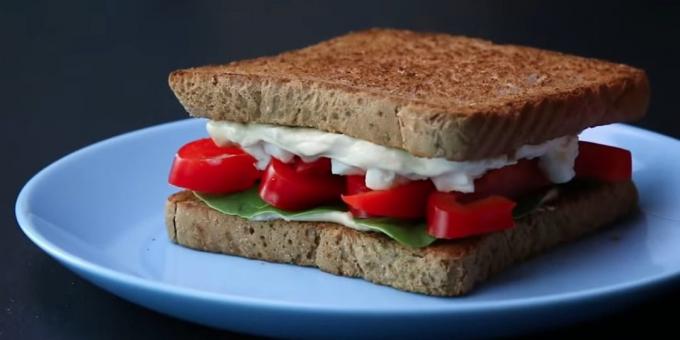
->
<box><xmin>169</xmin><ymin>28</ymin><xmax>649</xmax><ymax>161</ymax></box>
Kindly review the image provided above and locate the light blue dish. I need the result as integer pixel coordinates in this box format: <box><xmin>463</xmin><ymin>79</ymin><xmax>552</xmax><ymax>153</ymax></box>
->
<box><xmin>15</xmin><ymin>119</ymin><xmax>680</xmax><ymax>338</ymax></box>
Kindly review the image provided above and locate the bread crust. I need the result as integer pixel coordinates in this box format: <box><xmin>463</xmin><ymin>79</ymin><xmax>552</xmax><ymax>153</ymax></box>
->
<box><xmin>168</xmin><ymin>28</ymin><xmax>649</xmax><ymax>161</ymax></box>
<box><xmin>165</xmin><ymin>180</ymin><xmax>638</xmax><ymax>296</ymax></box>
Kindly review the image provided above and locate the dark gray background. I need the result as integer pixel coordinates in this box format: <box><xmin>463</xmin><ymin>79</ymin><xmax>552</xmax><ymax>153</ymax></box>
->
<box><xmin>3</xmin><ymin>1</ymin><xmax>679</xmax><ymax>338</ymax></box>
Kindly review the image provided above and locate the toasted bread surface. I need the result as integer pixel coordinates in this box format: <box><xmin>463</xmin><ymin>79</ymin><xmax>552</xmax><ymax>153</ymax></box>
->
<box><xmin>165</xmin><ymin>180</ymin><xmax>637</xmax><ymax>296</ymax></box>
<box><xmin>169</xmin><ymin>28</ymin><xmax>649</xmax><ymax>160</ymax></box>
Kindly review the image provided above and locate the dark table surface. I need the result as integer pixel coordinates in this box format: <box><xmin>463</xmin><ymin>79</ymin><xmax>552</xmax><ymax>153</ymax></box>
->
<box><xmin>3</xmin><ymin>1</ymin><xmax>680</xmax><ymax>338</ymax></box>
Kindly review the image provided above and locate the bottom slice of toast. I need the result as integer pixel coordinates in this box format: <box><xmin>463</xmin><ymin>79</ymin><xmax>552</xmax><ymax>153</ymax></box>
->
<box><xmin>164</xmin><ymin>180</ymin><xmax>637</xmax><ymax>296</ymax></box>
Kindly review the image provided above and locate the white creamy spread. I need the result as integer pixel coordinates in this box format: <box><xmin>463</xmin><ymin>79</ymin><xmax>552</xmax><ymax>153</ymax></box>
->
<box><xmin>250</xmin><ymin>211</ymin><xmax>372</xmax><ymax>231</ymax></box>
<box><xmin>207</xmin><ymin>121</ymin><xmax>579</xmax><ymax>193</ymax></box>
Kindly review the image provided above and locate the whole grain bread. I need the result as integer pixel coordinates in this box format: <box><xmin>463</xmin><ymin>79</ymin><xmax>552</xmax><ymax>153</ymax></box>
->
<box><xmin>169</xmin><ymin>28</ymin><xmax>649</xmax><ymax>161</ymax></box>
<box><xmin>165</xmin><ymin>180</ymin><xmax>637</xmax><ymax>296</ymax></box>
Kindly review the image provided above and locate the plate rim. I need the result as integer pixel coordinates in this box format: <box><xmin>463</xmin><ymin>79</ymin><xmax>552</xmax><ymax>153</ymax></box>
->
<box><xmin>14</xmin><ymin>119</ymin><xmax>680</xmax><ymax>314</ymax></box>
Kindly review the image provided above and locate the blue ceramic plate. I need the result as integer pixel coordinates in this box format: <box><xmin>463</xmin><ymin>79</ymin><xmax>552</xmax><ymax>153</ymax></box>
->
<box><xmin>15</xmin><ymin>120</ymin><xmax>680</xmax><ymax>338</ymax></box>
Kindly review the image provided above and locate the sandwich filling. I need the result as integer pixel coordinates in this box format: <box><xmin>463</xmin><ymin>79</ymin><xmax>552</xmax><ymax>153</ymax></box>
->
<box><xmin>207</xmin><ymin>121</ymin><xmax>579</xmax><ymax>193</ymax></box>
<box><xmin>169</xmin><ymin>121</ymin><xmax>633</xmax><ymax>248</ymax></box>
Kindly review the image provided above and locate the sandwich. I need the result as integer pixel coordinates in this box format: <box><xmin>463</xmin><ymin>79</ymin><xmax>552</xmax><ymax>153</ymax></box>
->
<box><xmin>164</xmin><ymin>28</ymin><xmax>649</xmax><ymax>296</ymax></box>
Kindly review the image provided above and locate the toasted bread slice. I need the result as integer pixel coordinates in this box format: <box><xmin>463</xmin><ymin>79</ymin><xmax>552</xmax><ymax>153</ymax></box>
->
<box><xmin>165</xmin><ymin>180</ymin><xmax>637</xmax><ymax>296</ymax></box>
<box><xmin>169</xmin><ymin>28</ymin><xmax>649</xmax><ymax>161</ymax></box>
